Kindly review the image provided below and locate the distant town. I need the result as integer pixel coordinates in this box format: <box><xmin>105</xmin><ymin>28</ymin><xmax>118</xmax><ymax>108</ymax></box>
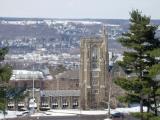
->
<box><xmin>0</xmin><ymin>17</ymin><xmax>160</xmax><ymax>119</ymax></box>
<box><xmin>1</xmin><ymin>18</ymin><xmax>160</xmax><ymax>70</ymax></box>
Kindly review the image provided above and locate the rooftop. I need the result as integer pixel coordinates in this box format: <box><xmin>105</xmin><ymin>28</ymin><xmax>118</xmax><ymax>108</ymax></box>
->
<box><xmin>10</xmin><ymin>70</ymin><xmax>44</xmax><ymax>81</ymax></box>
<box><xmin>41</xmin><ymin>90</ymin><xmax>80</xmax><ymax>97</ymax></box>
<box><xmin>55</xmin><ymin>69</ymin><xmax>79</xmax><ymax>80</ymax></box>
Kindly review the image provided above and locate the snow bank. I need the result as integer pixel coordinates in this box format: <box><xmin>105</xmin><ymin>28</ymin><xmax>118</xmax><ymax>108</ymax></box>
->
<box><xmin>32</xmin><ymin>111</ymin><xmax>77</xmax><ymax>117</ymax></box>
<box><xmin>32</xmin><ymin>106</ymin><xmax>147</xmax><ymax>117</ymax></box>
<box><xmin>48</xmin><ymin>109</ymin><xmax>108</xmax><ymax>115</ymax></box>
<box><xmin>0</xmin><ymin>111</ymin><xmax>25</xmax><ymax>120</ymax></box>
<box><xmin>114</xmin><ymin>106</ymin><xmax>147</xmax><ymax>113</ymax></box>
<box><xmin>0</xmin><ymin>106</ymin><xmax>147</xmax><ymax>119</ymax></box>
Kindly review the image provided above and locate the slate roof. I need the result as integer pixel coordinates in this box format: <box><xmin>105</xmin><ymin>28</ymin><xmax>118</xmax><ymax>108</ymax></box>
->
<box><xmin>40</xmin><ymin>90</ymin><xmax>80</xmax><ymax>97</ymax></box>
<box><xmin>55</xmin><ymin>69</ymin><xmax>79</xmax><ymax>80</ymax></box>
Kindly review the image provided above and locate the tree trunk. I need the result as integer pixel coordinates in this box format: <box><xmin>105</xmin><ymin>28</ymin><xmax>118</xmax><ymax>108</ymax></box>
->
<box><xmin>153</xmin><ymin>93</ymin><xmax>157</xmax><ymax>116</ymax></box>
<box><xmin>140</xmin><ymin>95</ymin><xmax>144</xmax><ymax>120</ymax></box>
<box><xmin>14</xmin><ymin>99</ymin><xmax>18</xmax><ymax>112</ymax></box>
<box><xmin>147</xmin><ymin>95</ymin><xmax>150</xmax><ymax>113</ymax></box>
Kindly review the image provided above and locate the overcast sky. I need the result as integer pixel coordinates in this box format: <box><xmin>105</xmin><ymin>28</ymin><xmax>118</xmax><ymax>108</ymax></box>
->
<box><xmin>0</xmin><ymin>0</ymin><xmax>159</xmax><ymax>19</ymax></box>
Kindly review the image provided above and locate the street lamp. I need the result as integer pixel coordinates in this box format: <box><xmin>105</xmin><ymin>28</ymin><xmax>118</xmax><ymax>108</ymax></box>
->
<box><xmin>29</xmin><ymin>66</ymin><xmax>37</xmax><ymax>114</ymax></box>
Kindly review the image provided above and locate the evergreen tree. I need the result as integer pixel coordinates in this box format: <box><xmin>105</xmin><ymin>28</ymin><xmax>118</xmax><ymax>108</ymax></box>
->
<box><xmin>7</xmin><ymin>87</ymin><xmax>28</xmax><ymax>111</ymax></box>
<box><xmin>148</xmin><ymin>50</ymin><xmax>160</xmax><ymax>116</ymax></box>
<box><xmin>0</xmin><ymin>47</ymin><xmax>28</xmax><ymax>113</ymax></box>
<box><xmin>0</xmin><ymin>48</ymin><xmax>12</xmax><ymax>116</ymax></box>
<box><xmin>115</xmin><ymin>10</ymin><xmax>160</xmax><ymax>120</ymax></box>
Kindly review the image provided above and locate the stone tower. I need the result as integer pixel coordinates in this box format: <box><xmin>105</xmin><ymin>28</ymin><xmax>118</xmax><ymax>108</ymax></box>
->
<box><xmin>80</xmin><ymin>27</ymin><xmax>109</xmax><ymax>110</ymax></box>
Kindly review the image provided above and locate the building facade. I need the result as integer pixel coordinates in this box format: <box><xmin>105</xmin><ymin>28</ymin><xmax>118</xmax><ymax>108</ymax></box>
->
<box><xmin>7</xmin><ymin>29</ymin><xmax>109</xmax><ymax>111</ymax></box>
<box><xmin>40</xmin><ymin>90</ymin><xmax>80</xmax><ymax>110</ymax></box>
<box><xmin>80</xmin><ymin>28</ymin><xmax>109</xmax><ymax>109</ymax></box>
<box><xmin>8</xmin><ymin>69</ymin><xmax>80</xmax><ymax>110</ymax></box>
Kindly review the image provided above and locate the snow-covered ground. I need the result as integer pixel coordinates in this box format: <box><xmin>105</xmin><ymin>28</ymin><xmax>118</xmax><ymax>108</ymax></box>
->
<box><xmin>0</xmin><ymin>111</ymin><xmax>25</xmax><ymax>119</ymax></box>
<box><xmin>0</xmin><ymin>106</ymin><xmax>147</xmax><ymax>119</ymax></box>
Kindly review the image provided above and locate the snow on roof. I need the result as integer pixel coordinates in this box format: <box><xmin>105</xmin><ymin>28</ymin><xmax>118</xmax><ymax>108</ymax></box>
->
<box><xmin>52</xmin><ymin>20</ymin><xmax>102</xmax><ymax>25</ymax></box>
<box><xmin>106</xmin><ymin>24</ymin><xmax>120</xmax><ymax>27</ymax></box>
<box><xmin>46</xmin><ymin>75</ymin><xmax>53</xmax><ymax>80</ymax></box>
<box><xmin>10</xmin><ymin>70</ymin><xmax>44</xmax><ymax>81</ymax></box>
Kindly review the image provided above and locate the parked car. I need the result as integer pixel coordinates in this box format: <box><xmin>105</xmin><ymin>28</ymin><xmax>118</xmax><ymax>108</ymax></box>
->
<box><xmin>111</xmin><ymin>112</ymin><xmax>124</xmax><ymax>118</ymax></box>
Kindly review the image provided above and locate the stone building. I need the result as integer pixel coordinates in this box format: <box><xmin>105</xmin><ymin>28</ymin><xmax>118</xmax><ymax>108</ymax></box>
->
<box><xmin>7</xmin><ymin>28</ymin><xmax>110</xmax><ymax>111</ymax></box>
<box><xmin>9</xmin><ymin>70</ymin><xmax>44</xmax><ymax>88</ymax></box>
<box><xmin>40</xmin><ymin>90</ymin><xmax>80</xmax><ymax>109</ymax></box>
<box><xmin>8</xmin><ymin>69</ymin><xmax>80</xmax><ymax>110</ymax></box>
<box><xmin>40</xmin><ymin>70</ymin><xmax>80</xmax><ymax>110</ymax></box>
<box><xmin>8</xmin><ymin>70</ymin><xmax>47</xmax><ymax>111</ymax></box>
<box><xmin>80</xmin><ymin>28</ymin><xmax>109</xmax><ymax>109</ymax></box>
<box><xmin>43</xmin><ymin>69</ymin><xmax>79</xmax><ymax>90</ymax></box>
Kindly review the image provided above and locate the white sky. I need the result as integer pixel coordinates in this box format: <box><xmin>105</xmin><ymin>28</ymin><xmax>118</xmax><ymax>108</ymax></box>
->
<box><xmin>0</xmin><ymin>0</ymin><xmax>159</xmax><ymax>19</ymax></box>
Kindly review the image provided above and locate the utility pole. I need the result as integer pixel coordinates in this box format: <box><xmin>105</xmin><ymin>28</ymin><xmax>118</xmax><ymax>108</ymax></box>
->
<box><xmin>32</xmin><ymin>66</ymin><xmax>35</xmax><ymax>100</ymax></box>
<box><xmin>106</xmin><ymin>62</ymin><xmax>115</xmax><ymax>119</ymax></box>
<box><xmin>108</xmin><ymin>72</ymin><xmax>112</xmax><ymax>118</ymax></box>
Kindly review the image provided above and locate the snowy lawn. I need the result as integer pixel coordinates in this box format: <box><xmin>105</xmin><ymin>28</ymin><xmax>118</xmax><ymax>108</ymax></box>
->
<box><xmin>0</xmin><ymin>111</ymin><xmax>26</xmax><ymax>119</ymax></box>
<box><xmin>0</xmin><ymin>106</ymin><xmax>147</xmax><ymax>119</ymax></box>
<box><xmin>32</xmin><ymin>106</ymin><xmax>147</xmax><ymax>117</ymax></box>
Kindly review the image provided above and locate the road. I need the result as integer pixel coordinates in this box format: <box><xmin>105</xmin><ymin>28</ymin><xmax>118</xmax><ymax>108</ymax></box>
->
<box><xmin>7</xmin><ymin>114</ymin><xmax>139</xmax><ymax>120</ymax></box>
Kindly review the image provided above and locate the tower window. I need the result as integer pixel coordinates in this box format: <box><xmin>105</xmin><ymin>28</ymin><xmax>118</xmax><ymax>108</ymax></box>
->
<box><xmin>91</xmin><ymin>78</ymin><xmax>98</xmax><ymax>86</ymax></box>
<box><xmin>92</xmin><ymin>89</ymin><xmax>99</xmax><ymax>94</ymax></box>
<box><xmin>91</xmin><ymin>46</ymin><xmax>100</xmax><ymax>69</ymax></box>
<box><xmin>92</xmin><ymin>71</ymin><xmax>99</xmax><ymax>77</ymax></box>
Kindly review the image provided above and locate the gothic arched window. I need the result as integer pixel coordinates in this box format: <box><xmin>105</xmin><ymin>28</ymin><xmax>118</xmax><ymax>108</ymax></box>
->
<box><xmin>91</xmin><ymin>46</ymin><xmax>100</xmax><ymax>69</ymax></box>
